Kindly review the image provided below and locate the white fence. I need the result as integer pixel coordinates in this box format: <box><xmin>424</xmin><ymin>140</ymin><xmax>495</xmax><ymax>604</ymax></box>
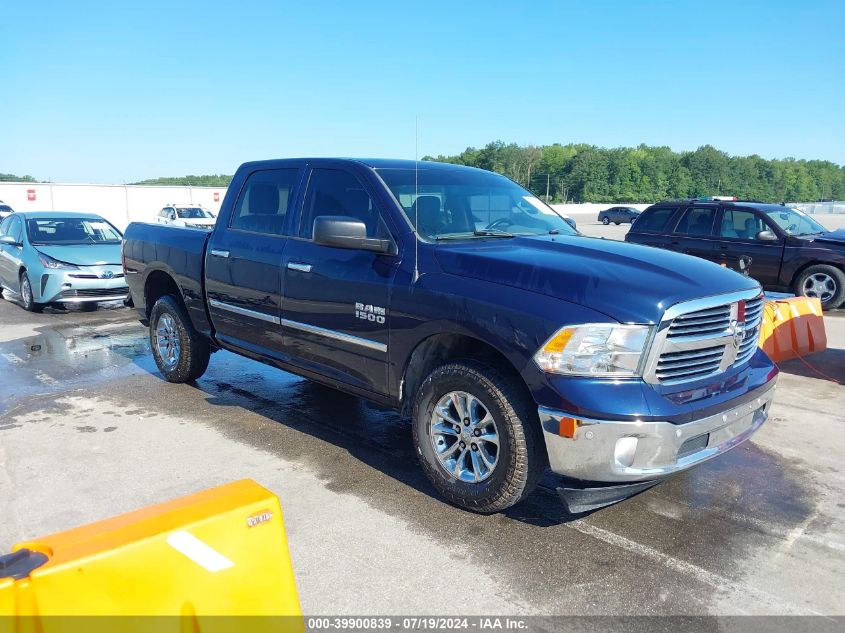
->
<box><xmin>0</xmin><ymin>182</ymin><xmax>226</xmax><ymax>231</ymax></box>
<box><xmin>1</xmin><ymin>181</ymin><xmax>842</xmax><ymax>232</ymax></box>
<box><xmin>790</xmin><ymin>201</ymin><xmax>845</xmax><ymax>215</ymax></box>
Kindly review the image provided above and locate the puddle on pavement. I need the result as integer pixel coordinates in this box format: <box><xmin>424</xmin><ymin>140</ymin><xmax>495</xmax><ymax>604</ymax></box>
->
<box><xmin>0</xmin><ymin>320</ymin><xmax>153</xmax><ymax>413</ymax></box>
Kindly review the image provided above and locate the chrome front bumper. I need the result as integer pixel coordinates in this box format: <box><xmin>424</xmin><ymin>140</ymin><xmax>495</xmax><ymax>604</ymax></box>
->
<box><xmin>539</xmin><ymin>379</ymin><xmax>777</xmax><ymax>483</ymax></box>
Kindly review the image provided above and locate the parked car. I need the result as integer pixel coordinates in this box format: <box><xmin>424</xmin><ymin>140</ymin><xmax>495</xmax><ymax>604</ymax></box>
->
<box><xmin>156</xmin><ymin>204</ymin><xmax>216</xmax><ymax>230</ymax></box>
<box><xmin>123</xmin><ymin>159</ymin><xmax>776</xmax><ymax>514</ymax></box>
<box><xmin>0</xmin><ymin>202</ymin><xmax>14</xmax><ymax>221</ymax></box>
<box><xmin>598</xmin><ymin>206</ymin><xmax>640</xmax><ymax>225</ymax></box>
<box><xmin>626</xmin><ymin>198</ymin><xmax>845</xmax><ymax>309</ymax></box>
<box><xmin>0</xmin><ymin>211</ymin><xmax>129</xmax><ymax>312</ymax></box>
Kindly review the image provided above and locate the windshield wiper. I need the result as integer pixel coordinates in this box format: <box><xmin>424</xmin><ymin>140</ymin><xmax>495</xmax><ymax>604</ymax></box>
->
<box><xmin>435</xmin><ymin>229</ymin><xmax>515</xmax><ymax>240</ymax></box>
<box><xmin>472</xmin><ymin>229</ymin><xmax>514</xmax><ymax>237</ymax></box>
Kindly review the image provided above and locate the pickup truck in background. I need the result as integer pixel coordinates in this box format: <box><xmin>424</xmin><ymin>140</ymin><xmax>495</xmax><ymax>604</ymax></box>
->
<box><xmin>122</xmin><ymin>159</ymin><xmax>778</xmax><ymax>513</ymax></box>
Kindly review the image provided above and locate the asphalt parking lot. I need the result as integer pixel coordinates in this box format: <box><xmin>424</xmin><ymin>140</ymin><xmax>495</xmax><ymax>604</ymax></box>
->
<box><xmin>2</xmin><ymin>220</ymin><xmax>844</xmax><ymax>618</ymax></box>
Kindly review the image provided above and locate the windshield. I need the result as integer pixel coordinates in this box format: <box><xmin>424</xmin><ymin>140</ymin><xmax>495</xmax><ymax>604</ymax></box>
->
<box><xmin>761</xmin><ymin>207</ymin><xmax>827</xmax><ymax>236</ymax></box>
<box><xmin>376</xmin><ymin>167</ymin><xmax>578</xmax><ymax>240</ymax></box>
<box><xmin>176</xmin><ymin>207</ymin><xmax>213</xmax><ymax>219</ymax></box>
<box><xmin>26</xmin><ymin>217</ymin><xmax>123</xmax><ymax>245</ymax></box>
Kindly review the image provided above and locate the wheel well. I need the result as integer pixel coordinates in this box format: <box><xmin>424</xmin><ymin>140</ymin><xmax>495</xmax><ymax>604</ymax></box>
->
<box><xmin>790</xmin><ymin>261</ymin><xmax>845</xmax><ymax>289</ymax></box>
<box><xmin>18</xmin><ymin>266</ymin><xmax>26</xmax><ymax>279</ymax></box>
<box><xmin>144</xmin><ymin>271</ymin><xmax>184</xmax><ymax>320</ymax></box>
<box><xmin>399</xmin><ymin>333</ymin><xmax>533</xmax><ymax>416</ymax></box>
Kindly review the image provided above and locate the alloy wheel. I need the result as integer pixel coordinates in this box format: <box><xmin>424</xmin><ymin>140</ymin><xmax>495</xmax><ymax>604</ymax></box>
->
<box><xmin>429</xmin><ymin>391</ymin><xmax>500</xmax><ymax>483</ymax></box>
<box><xmin>803</xmin><ymin>272</ymin><xmax>836</xmax><ymax>303</ymax></box>
<box><xmin>155</xmin><ymin>313</ymin><xmax>181</xmax><ymax>370</ymax></box>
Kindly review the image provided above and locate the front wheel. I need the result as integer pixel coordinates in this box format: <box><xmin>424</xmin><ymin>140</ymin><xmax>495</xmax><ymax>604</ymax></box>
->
<box><xmin>149</xmin><ymin>295</ymin><xmax>211</xmax><ymax>382</ymax></box>
<box><xmin>20</xmin><ymin>272</ymin><xmax>43</xmax><ymax>313</ymax></box>
<box><xmin>794</xmin><ymin>264</ymin><xmax>845</xmax><ymax>310</ymax></box>
<box><xmin>601</xmin><ymin>217</ymin><xmax>610</xmax><ymax>225</ymax></box>
<box><xmin>412</xmin><ymin>360</ymin><xmax>546</xmax><ymax>513</ymax></box>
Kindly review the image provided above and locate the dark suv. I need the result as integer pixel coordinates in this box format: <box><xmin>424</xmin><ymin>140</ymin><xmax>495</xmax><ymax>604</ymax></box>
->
<box><xmin>626</xmin><ymin>198</ymin><xmax>845</xmax><ymax>309</ymax></box>
<box><xmin>598</xmin><ymin>206</ymin><xmax>640</xmax><ymax>225</ymax></box>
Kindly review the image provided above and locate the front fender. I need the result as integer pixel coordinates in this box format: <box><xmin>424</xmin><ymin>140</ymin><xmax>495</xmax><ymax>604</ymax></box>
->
<box><xmin>388</xmin><ymin>271</ymin><xmax>619</xmax><ymax>403</ymax></box>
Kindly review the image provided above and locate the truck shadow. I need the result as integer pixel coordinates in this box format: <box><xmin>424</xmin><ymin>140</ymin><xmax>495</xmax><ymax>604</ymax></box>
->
<box><xmin>774</xmin><ymin>348</ymin><xmax>845</xmax><ymax>385</ymax></box>
<box><xmin>186</xmin><ymin>358</ymin><xmax>814</xmax><ymax>533</ymax></box>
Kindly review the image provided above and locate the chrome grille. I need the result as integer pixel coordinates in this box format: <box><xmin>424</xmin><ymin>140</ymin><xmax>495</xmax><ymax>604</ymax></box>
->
<box><xmin>734</xmin><ymin>295</ymin><xmax>764</xmax><ymax>366</ymax></box>
<box><xmin>645</xmin><ymin>290</ymin><xmax>765</xmax><ymax>386</ymax></box>
<box><xmin>656</xmin><ymin>345</ymin><xmax>725</xmax><ymax>382</ymax></box>
<box><xmin>667</xmin><ymin>305</ymin><xmax>731</xmax><ymax>338</ymax></box>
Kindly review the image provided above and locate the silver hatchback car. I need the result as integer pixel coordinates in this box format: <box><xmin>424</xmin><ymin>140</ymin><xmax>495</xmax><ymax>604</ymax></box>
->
<box><xmin>0</xmin><ymin>211</ymin><xmax>128</xmax><ymax>312</ymax></box>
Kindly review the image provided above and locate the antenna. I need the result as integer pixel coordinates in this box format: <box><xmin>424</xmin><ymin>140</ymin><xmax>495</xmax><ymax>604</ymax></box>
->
<box><xmin>414</xmin><ymin>116</ymin><xmax>420</xmax><ymax>283</ymax></box>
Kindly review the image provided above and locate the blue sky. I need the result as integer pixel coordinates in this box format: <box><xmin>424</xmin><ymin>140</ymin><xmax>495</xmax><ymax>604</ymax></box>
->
<box><xmin>2</xmin><ymin>0</ymin><xmax>843</xmax><ymax>183</ymax></box>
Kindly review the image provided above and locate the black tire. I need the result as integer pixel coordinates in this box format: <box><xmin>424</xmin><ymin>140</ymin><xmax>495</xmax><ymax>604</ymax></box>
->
<box><xmin>412</xmin><ymin>360</ymin><xmax>546</xmax><ymax>513</ymax></box>
<box><xmin>149</xmin><ymin>295</ymin><xmax>211</xmax><ymax>382</ymax></box>
<box><xmin>601</xmin><ymin>217</ymin><xmax>610</xmax><ymax>225</ymax></box>
<box><xmin>793</xmin><ymin>264</ymin><xmax>845</xmax><ymax>310</ymax></box>
<box><xmin>19</xmin><ymin>272</ymin><xmax>43</xmax><ymax>313</ymax></box>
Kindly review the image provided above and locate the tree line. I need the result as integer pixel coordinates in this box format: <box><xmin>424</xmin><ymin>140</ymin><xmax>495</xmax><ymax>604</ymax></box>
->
<box><xmin>130</xmin><ymin>174</ymin><xmax>233</xmax><ymax>187</ymax></box>
<box><xmin>0</xmin><ymin>173</ymin><xmax>37</xmax><ymax>182</ymax></box>
<box><xmin>423</xmin><ymin>142</ymin><xmax>845</xmax><ymax>203</ymax></box>
<box><xmin>4</xmin><ymin>142</ymin><xmax>844</xmax><ymax>203</ymax></box>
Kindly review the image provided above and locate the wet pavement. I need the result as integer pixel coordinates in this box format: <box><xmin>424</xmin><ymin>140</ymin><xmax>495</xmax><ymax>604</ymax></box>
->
<box><xmin>1</xmin><ymin>289</ymin><xmax>845</xmax><ymax>617</ymax></box>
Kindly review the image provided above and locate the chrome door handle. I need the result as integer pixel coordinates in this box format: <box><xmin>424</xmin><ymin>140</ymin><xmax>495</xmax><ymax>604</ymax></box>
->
<box><xmin>287</xmin><ymin>262</ymin><xmax>312</xmax><ymax>273</ymax></box>
<box><xmin>210</xmin><ymin>249</ymin><xmax>230</xmax><ymax>258</ymax></box>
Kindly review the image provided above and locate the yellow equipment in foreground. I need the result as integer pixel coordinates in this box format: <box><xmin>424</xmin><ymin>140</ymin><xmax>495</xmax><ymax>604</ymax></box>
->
<box><xmin>1</xmin><ymin>479</ymin><xmax>303</xmax><ymax>633</ymax></box>
<box><xmin>758</xmin><ymin>296</ymin><xmax>827</xmax><ymax>362</ymax></box>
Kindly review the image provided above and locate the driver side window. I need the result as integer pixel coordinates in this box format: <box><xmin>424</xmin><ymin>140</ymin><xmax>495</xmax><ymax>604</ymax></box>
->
<box><xmin>720</xmin><ymin>209</ymin><xmax>767</xmax><ymax>240</ymax></box>
<box><xmin>300</xmin><ymin>169</ymin><xmax>386</xmax><ymax>239</ymax></box>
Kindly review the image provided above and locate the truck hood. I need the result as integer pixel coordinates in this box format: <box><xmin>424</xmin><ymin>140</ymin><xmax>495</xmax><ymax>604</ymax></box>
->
<box><xmin>433</xmin><ymin>235</ymin><xmax>760</xmax><ymax>324</ymax></box>
<box><xmin>35</xmin><ymin>244</ymin><xmax>122</xmax><ymax>266</ymax></box>
<box><xmin>806</xmin><ymin>229</ymin><xmax>845</xmax><ymax>248</ymax></box>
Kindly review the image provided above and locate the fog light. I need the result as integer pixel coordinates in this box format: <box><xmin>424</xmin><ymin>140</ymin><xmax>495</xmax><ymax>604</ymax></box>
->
<box><xmin>614</xmin><ymin>437</ymin><xmax>638</xmax><ymax>468</ymax></box>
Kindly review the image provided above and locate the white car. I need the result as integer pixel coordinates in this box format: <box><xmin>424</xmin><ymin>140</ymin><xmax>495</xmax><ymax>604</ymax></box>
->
<box><xmin>156</xmin><ymin>204</ymin><xmax>216</xmax><ymax>230</ymax></box>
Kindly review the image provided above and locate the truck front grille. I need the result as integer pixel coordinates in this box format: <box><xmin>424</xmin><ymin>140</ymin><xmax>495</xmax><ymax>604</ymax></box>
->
<box><xmin>646</xmin><ymin>292</ymin><xmax>765</xmax><ymax>386</ymax></box>
<box><xmin>655</xmin><ymin>345</ymin><xmax>725</xmax><ymax>382</ymax></box>
<box><xmin>667</xmin><ymin>305</ymin><xmax>732</xmax><ymax>338</ymax></box>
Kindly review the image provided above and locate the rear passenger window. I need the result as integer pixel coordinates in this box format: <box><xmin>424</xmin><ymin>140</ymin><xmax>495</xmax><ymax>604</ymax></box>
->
<box><xmin>230</xmin><ymin>169</ymin><xmax>299</xmax><ymax>235</ymax></box>
<box><xmin>300</xmin><ymin>169</ymin><xmax>383</xmax><ymax>239</ymax></box>
<box><xmin>634</xmin><ymin>207</ymin><xmax>678</xmax><ymax>232</ymax></box>
<box><xmin>674</xmin><ymin>206</ymin><xmax>717</xmax><ymax>236</ymax></box>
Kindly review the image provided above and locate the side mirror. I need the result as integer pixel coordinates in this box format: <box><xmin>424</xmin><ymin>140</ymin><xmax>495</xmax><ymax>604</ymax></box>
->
<box><xmin>756</xmin><ymin>230</ymin><xmax>778</xmax><ymax>242</ymax></box>
<box><xmin>313</xmin><ymin>216</ymin><xmax>393</xmax><ymax>254</ymax></box>
<box><xmin>0</xmin><ymin>235</ymin><xmax>21</xmax><ymax>247</ymax></box>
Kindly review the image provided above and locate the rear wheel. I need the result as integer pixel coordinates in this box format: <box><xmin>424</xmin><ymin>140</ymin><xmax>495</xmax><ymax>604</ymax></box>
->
<box><xmin>149</xmin><ymin>295</ymin><xmax>211</xmax><ymax>382</ymax></box>
<box><xmin>412</xmin><ymin>360</ymin><xmax>546</xmax><ymax>513</ymax></box>
<box><xmin>794</xmin><ymin>264</ymin><xmax>845</xmax><ymax>310</ymax></box>
<box><xmin>19</xmin><ymin>272</ymin><xmax>42</xmax><ymax>313</ymax></box>
<box><xmin>602</xmin><ymin>217</ymin><xmax>610</xmax><ymax>225</ymax></box>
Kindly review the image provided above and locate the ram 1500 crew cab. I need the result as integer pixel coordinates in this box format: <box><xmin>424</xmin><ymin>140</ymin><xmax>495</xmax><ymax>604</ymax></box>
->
<box><xmin>123</xmin><ymin>159</ymin><xmax>778</xmax><ymax>513</ymax></box>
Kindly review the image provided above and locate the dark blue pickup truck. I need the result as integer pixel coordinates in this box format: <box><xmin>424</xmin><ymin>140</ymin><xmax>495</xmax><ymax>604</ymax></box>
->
<box><xmin>123</xmin><ymin>159</ymin><xmax>778</xmax><ymax>513</ymax></box>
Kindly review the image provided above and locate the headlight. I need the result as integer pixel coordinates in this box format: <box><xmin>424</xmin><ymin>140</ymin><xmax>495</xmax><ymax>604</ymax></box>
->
<box><xmin>37</xmin><ymin>252</ymin><xmax>79</xmax><ymax>270</ymax></box>
<box><xmin>534</xmin><ymin>324</ymin><xmax>652</xmax><ymax>377</ymax></box>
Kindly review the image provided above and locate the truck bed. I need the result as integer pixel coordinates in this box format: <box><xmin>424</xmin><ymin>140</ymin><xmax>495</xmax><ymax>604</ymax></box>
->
<box><xmin>122</xmin><ymin>222</ymin><xmax>213</xmax><ymax>335</ymax></box>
